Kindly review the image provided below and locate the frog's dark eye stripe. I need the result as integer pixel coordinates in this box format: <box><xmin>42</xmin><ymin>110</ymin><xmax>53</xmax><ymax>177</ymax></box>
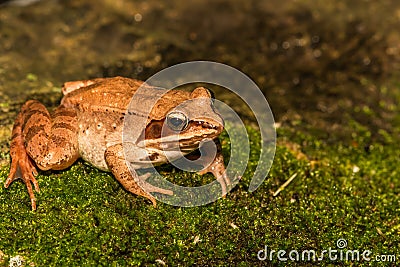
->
<box><xmin>166</xmin><ymin>111</ymin><xmax>188</xmax><ymax>132</ymax></box>
<box><xmin>208</xmin><ymin>89</ymin><xmax>216</xmax><ymax>103</ymax></box>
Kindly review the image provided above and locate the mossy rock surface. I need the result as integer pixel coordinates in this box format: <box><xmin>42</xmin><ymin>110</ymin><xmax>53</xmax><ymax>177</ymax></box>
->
<box><xmin>0</xmin><ymin>0</ymin><xmax>399</xmax><ymax>266</ymax></box>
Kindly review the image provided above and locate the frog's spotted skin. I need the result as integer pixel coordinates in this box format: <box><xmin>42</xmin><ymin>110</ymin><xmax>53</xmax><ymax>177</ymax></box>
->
<box><xmin>5</xmin><ymin>77</ymin><xmax>230</xmax><ymax>210</ymax></box>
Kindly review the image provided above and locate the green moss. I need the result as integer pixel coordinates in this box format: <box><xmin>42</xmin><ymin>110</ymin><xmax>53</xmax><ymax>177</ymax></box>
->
<box><xmin>0</xmin><ymin>119</ymin><xmax>399</xmax><ymax>266</ymax></box>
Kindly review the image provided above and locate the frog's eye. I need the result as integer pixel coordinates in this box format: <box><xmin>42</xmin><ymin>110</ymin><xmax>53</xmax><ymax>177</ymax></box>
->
<box><xmin>166</xmin><ymin>111</ymin><xmax>189</xmax><ymax>132</ymax></box>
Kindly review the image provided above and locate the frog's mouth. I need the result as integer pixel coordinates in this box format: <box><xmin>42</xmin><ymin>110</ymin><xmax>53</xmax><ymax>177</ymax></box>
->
<box><xmin>137</xmin><ymin>118</ymin><xmax>223</xmax><ymax>152</ymax></box>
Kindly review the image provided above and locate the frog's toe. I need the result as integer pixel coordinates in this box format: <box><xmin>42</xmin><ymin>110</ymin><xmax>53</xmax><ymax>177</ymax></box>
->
<box><xmin>148</xmin><ymin>194</ymin><xmax>157</xmax><ymax>208</ymax></box>
<box><xmin>23</xmin><ymin>175</ymin><xmax>38</xmax><ymax>211</ymax></box>
<box><xmin>138</xmin><ymin>172</ymin><xmax>152</xmax><ymax>181</ymax></box>
<box><xmin>139</xmin><ymin>181</ymin><xmax>173</xmax><ymax>196</ymax></box>
<box><xmin>198</xmin><ymin>168</ymin><xmax>230</xmax><ymax>197</ymax></box>
<box><xmin>6</xmin><ymin>152</ymin><xmax>40</xmax><ymax>210</ymax></box>
<box><xmin>216</xmin><ymin>175</ymin><xmax>227</xmax><ymax>197</ymax></box>
<box><xmin>136</xmin><ymin>173</ymin><xmax>173</xmax><ymax>196</ymax></box>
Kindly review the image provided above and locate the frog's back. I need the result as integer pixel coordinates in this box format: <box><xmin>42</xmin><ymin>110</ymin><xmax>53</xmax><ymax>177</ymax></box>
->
<box><xmin>61</xmin><ymin>76</ymin><xmax>193</xmax><ymax>120</ymax></box>
<box><xmin>61</xmin><ymin>77</ymin><xmax>150</xmax><ymax>111</ymax></box>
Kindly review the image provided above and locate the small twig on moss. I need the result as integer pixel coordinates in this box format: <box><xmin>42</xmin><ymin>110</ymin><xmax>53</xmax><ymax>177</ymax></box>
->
<box><xmin>273</xmin><ymin>173</ymin><xmax>298</xmax><ymax>197</ymax></box>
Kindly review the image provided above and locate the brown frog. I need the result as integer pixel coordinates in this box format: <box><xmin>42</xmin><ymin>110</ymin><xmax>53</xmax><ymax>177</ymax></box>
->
<box><xmin>5</xmin><ymin>77</ymin><xmax>230</xmax><ymax>210</ymax></box>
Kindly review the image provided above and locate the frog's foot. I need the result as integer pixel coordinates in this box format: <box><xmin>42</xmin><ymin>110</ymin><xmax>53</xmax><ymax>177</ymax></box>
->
<box><xmin>198</xmin><ymin>153</ymin><xmax>231</xmax><ymax>197</ymax></box>
<box><xmin>5</xmin><ymin>144</ymin><xmax>39</xmax><ymax>210</ymax></box>
<box><xmin>105</xmin><ymin>144</ymin><xmax>172</xmax><ymax>208</ymax></box>
<box><xmin>137</xmin><ymin>178</ymin><xmax>173</xmax><ymax>196</ymax></box>
<box><xmin>120</xmin><ymin>175</ymin><xmax>160</xmax><ymax>207</ymax></box>
<box><xmin>137</xmin><ymin>173</ymin><xmax>173</xmax><ymax>196</ymax></box>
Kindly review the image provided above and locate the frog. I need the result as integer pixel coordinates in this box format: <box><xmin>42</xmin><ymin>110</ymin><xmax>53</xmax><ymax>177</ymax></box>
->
<box><xmin>5</xmin><ymin>76</ymin><xmax>231</xmax><ymax>210</ymax></box>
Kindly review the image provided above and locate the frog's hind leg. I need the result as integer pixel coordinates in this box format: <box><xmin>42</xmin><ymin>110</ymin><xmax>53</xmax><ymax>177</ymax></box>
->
<box><xmin>105</xmin><ymin>144</ymin><xmax>173</xmax><ymax>207</ymax></box>
<box><xmin>5</xmin><ymin>100</ymin><xmax>79</xmax><ymax>210</ymax></box>
<box><xmin>5</xmin><ymin>107</ymin><xmax>39</xmax><ymax>210</ymax></box>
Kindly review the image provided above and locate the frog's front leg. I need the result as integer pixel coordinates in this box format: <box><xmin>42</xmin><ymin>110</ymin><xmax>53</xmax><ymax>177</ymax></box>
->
<box><xmin>5</xmin><ymin>100</ymin><xmax>79</xmax><ymax>210</ymax></box>
<box><xmin>105</xmin><ymin>144</ymin><xmax>173</xmax><ymax>207</ymax></box>
<box><xmin>197</xmin><ymin>139</ymin><xmax>231</xmax><ymax>196</ymax></box>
